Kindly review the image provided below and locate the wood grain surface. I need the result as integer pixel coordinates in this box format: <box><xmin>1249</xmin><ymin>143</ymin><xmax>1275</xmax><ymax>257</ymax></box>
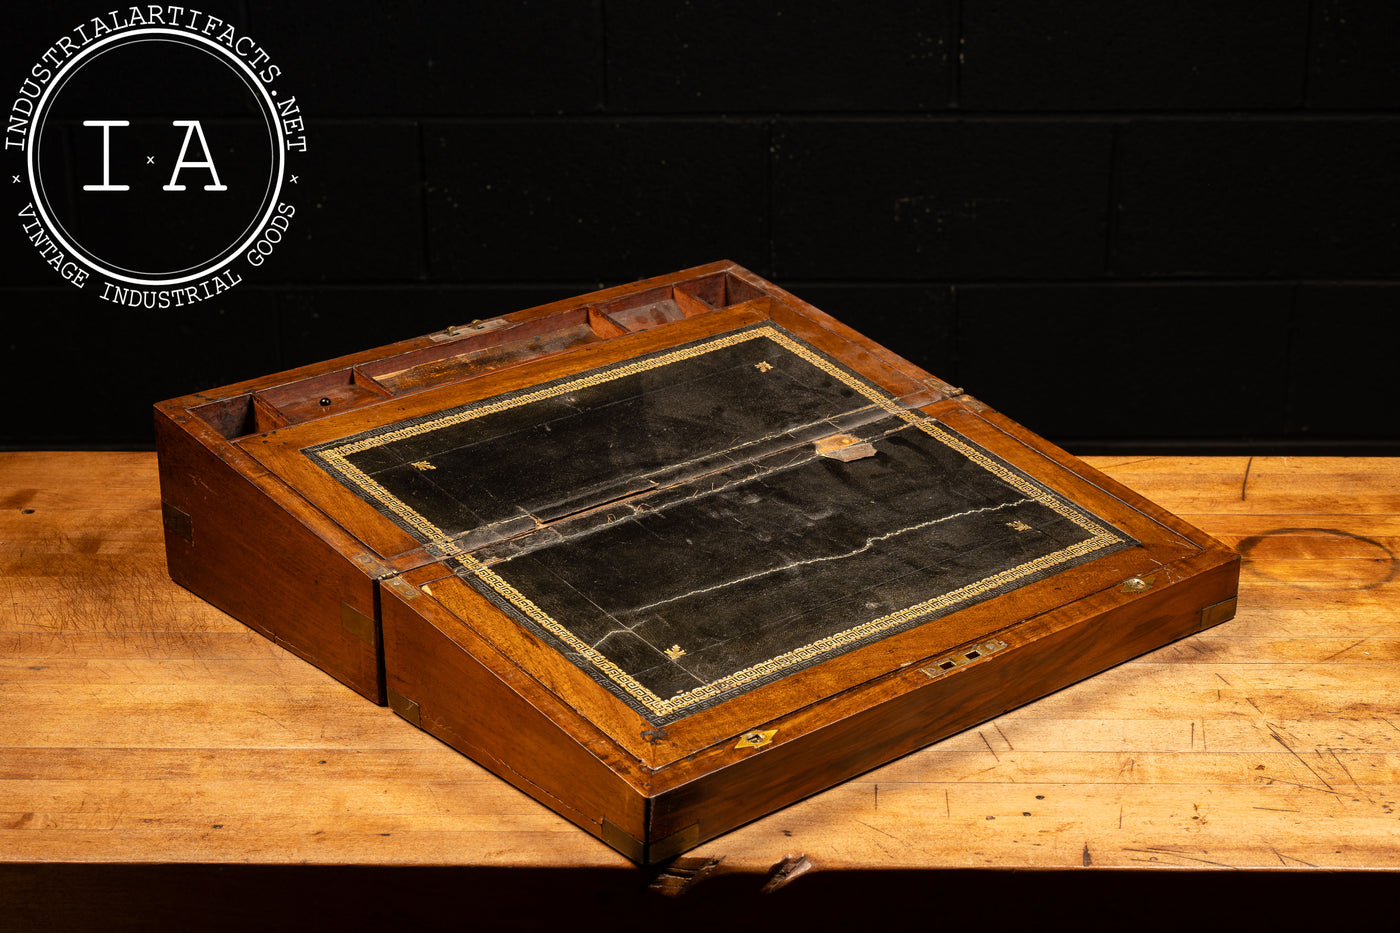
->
<box><xmin>2</xmin><ymin>453</ymin><xmax>1396</xmax><ymax>887</ymax></box>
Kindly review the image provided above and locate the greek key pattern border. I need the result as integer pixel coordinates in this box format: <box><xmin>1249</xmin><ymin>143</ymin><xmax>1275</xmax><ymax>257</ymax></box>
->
<box><xmin>308</xmin><ymin>325</ymin><xmax>1127</xmax><ymax>719</ymax></box>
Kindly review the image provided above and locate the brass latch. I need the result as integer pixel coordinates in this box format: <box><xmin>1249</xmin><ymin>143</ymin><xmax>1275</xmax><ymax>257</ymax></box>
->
<box><xmin>921</xmin><ymin>639</ymin><xmax>1007</xmax><ymax>678</ymax></box>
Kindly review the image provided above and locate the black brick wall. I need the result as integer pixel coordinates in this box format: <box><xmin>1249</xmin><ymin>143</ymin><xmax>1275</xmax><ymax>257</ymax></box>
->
<box><xmin>3</xmin><ymin>1</ymin><xmax>1396</xmax><ymax>451</ymax></box>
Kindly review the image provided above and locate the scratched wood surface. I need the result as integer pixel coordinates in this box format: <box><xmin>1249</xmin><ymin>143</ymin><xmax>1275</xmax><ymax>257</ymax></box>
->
<box><xmin>1</xmin><ymin>452</ymin><xmax>1397</xmax><ymax>873</ymax></box>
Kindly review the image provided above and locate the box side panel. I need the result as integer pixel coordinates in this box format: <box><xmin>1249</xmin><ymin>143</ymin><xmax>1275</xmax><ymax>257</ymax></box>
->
<box><xmin>155</xmin><ymin>410</ymin><xmax>384</xmax><ymax>703</ymax></box>
<box><xmin>380</xmin><ymin>582</ymin><xmax>648</xmax><ymax>860</ymax></box>
<box><xmin>648</xmin><ymin>552</ymin><xmax>1239</xmax><ymax>854</ymax></box>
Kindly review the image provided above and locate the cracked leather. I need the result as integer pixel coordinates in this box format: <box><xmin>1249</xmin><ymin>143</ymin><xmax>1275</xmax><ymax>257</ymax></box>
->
<box><xmin>308</xmin><ymin>325</ymin><xmax>1135</xmax><ymax>722</ymax></box>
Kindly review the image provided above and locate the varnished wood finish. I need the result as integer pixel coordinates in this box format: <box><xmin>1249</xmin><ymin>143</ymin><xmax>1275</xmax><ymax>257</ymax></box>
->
<box><xmin>146</xmin><ymin>263</ymin><xmax>1245</xmax><ymax>862</ymax></box>
<box><xmin>1</xmin><ymin>452</ymin><xmax>1395</xmax><ymax>883</ymax></box>
<box><xmin>380</xmin><ymin>568</ymin><xmax>650</xmax><ymax>850</ymax></box>
<box><xmin>155</xmin><ymin>412</ymin><xmax>385</xmax><ymax>702</ymax></box>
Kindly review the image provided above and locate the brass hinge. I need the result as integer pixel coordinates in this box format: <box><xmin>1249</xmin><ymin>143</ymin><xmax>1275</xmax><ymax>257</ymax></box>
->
<box><xmin>383</xmin><ymin>576</ymin><xmax>420</xmax><ymax>600</ymax></box>
<box><xmin>433</xmin><ymin>317</ymin><xmax>510</xmax><ymax>342</ymax></box>
<box><xmin>923</xmin><ymin>379</ymin><xmax>965</xmax><ymax>402</ymax></box>
<box><xmin>351</xmin><ymin>551</ymin><xmax>392</xmax><ymax>579</ymax></box>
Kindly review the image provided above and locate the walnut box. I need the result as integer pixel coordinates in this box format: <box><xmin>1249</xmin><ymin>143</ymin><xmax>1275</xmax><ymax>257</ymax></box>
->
<box><xmin>155</xmin><ymin>261</ymin><xmax>1239</xmax><ymax>863</ymax></box>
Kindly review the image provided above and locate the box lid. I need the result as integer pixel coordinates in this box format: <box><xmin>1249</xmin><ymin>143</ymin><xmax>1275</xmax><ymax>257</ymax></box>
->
<box><xmin>229</xmin><ymin>265</ymin><xmax>1211</xmax><ymax>767</ymax></box>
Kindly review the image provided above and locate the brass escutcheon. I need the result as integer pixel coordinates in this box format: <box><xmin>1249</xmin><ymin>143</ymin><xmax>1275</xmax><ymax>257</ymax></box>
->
<box><xmin>735</xmin><ymin>729</ymin><xmax>778</xmax><ymax>750</ymax></box>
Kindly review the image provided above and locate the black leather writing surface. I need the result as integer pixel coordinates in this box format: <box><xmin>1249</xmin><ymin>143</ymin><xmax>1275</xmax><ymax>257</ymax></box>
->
<box><xmin>309</xmin><ymin>325</ymin><xmax>1135</xmax><ymax>723</ymax></box>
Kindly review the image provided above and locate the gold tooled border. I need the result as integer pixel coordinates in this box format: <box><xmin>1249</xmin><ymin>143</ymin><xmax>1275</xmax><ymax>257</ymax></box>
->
<box><xmin>311</xmin><ymin>326</ymin><xmax>1125</xmax><ymax>718</ymax></box>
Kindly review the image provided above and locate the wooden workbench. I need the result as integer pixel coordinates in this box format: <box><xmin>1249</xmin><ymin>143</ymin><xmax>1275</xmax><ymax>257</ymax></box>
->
<box><xmin>2</xmin><ymin>452</ymin><xmax>1397</xmax><ymax>928</ymax></box>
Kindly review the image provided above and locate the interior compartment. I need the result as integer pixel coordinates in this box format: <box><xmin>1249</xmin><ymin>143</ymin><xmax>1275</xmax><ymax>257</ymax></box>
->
<box><xmin>594</xmin><ymin>285</ymin><xmax>697</xmax><ymax>332</ymax></box>
<box><xmin>188</xmin><ymin>271</ymin><xmax>775</xmax><ymax>439</ymax></box>
<box><xmin>674</xmin><ymin>271</ymin><xmax>767</xmax><ymax>310</ymax></box>
<box><xmin>254</xmin><ymin>368</ymin><xmax>392</xmax><ymax>425</ymax></box>
<box><xmin>363</xmin><ymin>306</ymin><xmax>616</xmax><ymax>394</ymax></box>
<box><xmin>190</xmin><ymin>394</ymin><xmax>287</xmax><ymax>439</ymax></box>
<box><xmin>593</xmin><ymin>272</ymin><xmax>770</xmax><ymax>332</ymax></box>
